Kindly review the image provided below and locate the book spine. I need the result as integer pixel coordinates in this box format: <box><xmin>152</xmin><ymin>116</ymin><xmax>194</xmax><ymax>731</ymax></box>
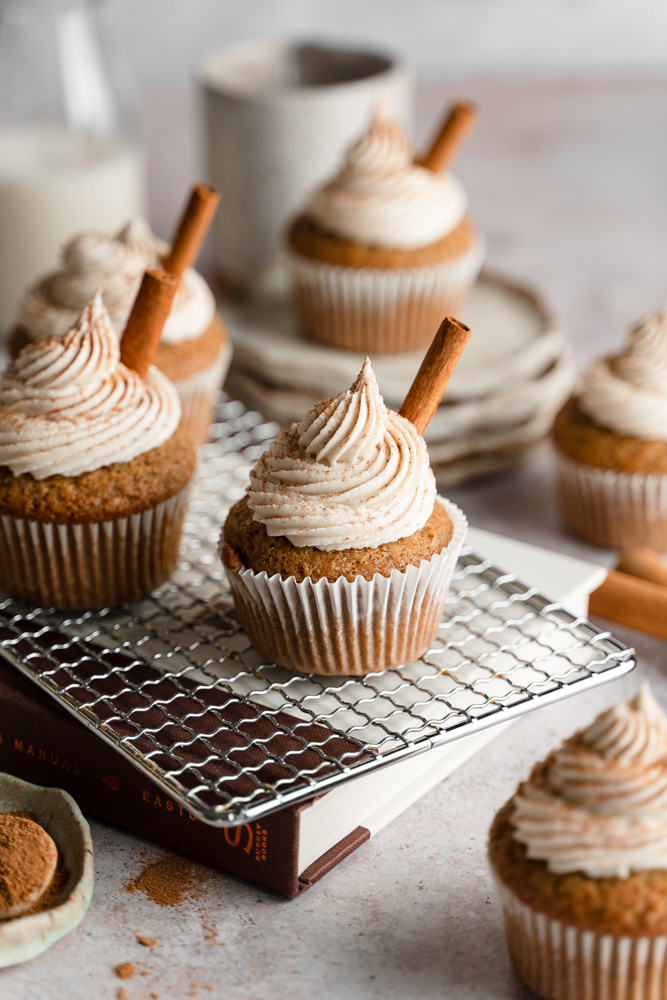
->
<box><xmin>0</xmin><ymin>667</ymin><xmax>303</xmax><ymax>897</ymax></box>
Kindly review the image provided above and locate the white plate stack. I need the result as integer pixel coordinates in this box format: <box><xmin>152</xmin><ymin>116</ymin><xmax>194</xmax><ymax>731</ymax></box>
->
<box><xmin>224</xmin><ymin>272</ymin><xmax>575</xmax><ymax>485</ymax></box>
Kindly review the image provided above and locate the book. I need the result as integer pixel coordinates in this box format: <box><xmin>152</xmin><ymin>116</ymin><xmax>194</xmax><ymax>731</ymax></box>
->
<box><xmin>0</xmin><ymin>659</ymin><xmax>503</xmax><ymax>896</ymax></box>
<box><xmin>0</xmin><ymin>529</ymin><xmax>604</xmax><ymax>898</ymax></box>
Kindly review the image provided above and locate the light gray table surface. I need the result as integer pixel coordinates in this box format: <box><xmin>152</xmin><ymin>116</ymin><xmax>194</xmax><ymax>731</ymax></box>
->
<box><xmin>3</xmin><ymin>74</ymin><xmax>667</xmax><ymax>1000</ymax></box>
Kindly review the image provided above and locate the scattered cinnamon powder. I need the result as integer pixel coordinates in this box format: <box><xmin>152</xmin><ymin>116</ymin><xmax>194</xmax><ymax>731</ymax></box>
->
<box><xmin>0</xmin><ymin>812</ymin><xmax>60</xmax><ymax>918</ymax></box>
<box><xmin>136</xmin><ymin>933</ymin><xmax>157</xmax><ymax>947</ymax></box>
<box><xmin>115</xmin><ymin>962</ymin><xmax>135</xmax><ymax>980</ymax></box>
<box><xmin>124</xmin><ymin>854</ymin><xmax>211</xmax><ymax>907</ymax></box>
<box><xmin>117</xmin><ymin>990</ymin><xmax>128</xmax><ymax>1000</ymax></box>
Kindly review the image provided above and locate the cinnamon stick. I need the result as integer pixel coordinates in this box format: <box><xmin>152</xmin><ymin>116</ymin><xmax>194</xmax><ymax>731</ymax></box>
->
<box><xmin>120</xmin><ymin>268</ymin><xmax>178</xmax><ymax>378</ymax></box>
<box><xmin>163</xmin><ymin>182</ymin><xmax>220</xmax><ymax>281</ymax></box>
<box><xmin>616</xmin><ymin>546</ymin><xmax>667</xmax><ymax>588</ymax></box>
<box><xmin>399</xmin><ymin>317</ymin><xmax>471</xmax><ymax>434</ymax></box>
<box><xmin>416</xmin><ymin>101</ymin><xmax>478</xmax><ymax>174</ymax></box>
<box><xmin>589</xmin><ymin>570</ymin><xmax>667</xmax><ymax>641</ymax></box>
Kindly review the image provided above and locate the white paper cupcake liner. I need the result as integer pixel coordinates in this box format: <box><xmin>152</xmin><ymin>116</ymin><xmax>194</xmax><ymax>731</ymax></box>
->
<box><xmin>287</xmin><ymin>238</ymin><xmax>485</xmax><ymax>354</ymax></box>
<box><xmin>222</xmin><ymin>498</ymin><xmax>467</xmax><ymax>675</ymax></box>
<box><xmin>496</xmin><ymin>879</ymin><xmax>667</xmax><ymax>1000</ymax></box>
<box><xmin>555</xmin><ymin>451</ymin><xmax>667</xmax><ymax>549</ymax></box>
<box><xmin>174</xmin><ymin>342</ymin><xmax>233</xmax><ymax>447</ymax></box>
<box><xmin>0</xmin><ymin>487</ymin><xmax>191</xmax><ymax>610</ymax></box>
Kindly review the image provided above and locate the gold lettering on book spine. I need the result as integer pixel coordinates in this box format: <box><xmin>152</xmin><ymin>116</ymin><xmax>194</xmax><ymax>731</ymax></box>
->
<box><xmin>11</xmin><ymin>734</ymin><xmax>80</xmax><ymax>773</ymax></box>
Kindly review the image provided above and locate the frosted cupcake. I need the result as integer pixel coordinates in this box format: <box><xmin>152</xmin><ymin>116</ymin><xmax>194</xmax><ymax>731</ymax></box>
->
<box><xmin>489</xmin><ymin>686</ymin><xmax>667</xmax><ymax>1000</ymax></box>
<box><xmin>286</xmin><ymin>107</ymin><xmax>484</xmax><ymax>354</ymax></box>
<box><xmin>554</xmin><ymin>306</ymin><xmax>667</xmax><ymax>548</ymax></box>
<box><xmin>220</xmin><ymin>357</ymin><xmax>467</xmax><ymax>675</ymax></box>
<box><xmin>10</xmin><ymin>218</ymin><xmax>231</xmax><ymax>446</ymax></box>
<box><xmin>0</xmin><ymin>293</ymin><xmax>195</xmax><ymax>610</ymax></box>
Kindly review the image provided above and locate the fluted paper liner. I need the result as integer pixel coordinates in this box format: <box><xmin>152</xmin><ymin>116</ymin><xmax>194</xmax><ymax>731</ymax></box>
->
<box><xmin>556</xmin><ymin>451</ymin><xmax>667</xmax><ymax>549</ymax></box>
<box><xmin>175</xmin><ymin>341</ymin><xmax>232</xmax><ymax>447</ymax></box>
<box><xmin>496</xmin><ymin>879</ymin><xmax>667</xmax><ymax>1000</ymax></box>
<box><xmin>0</xmin><ymin>487</ymin><xmax>191</xmax><ymax>610</ymax></box>
<box><xmin>287</xmin><ymin>238</ymin><xmax>485</xmax><ymax>354</ymax></box>
<box><xmin>223</xmin><ymin>498</ymin><xmax>467</xmax><ymax>676</ymax></box>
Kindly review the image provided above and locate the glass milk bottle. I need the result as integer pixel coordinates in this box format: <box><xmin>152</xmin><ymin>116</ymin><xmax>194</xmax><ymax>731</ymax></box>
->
<box><xmin>0</xmin><ymin>0</ymin><xmax>145</xmax><ymax>332</ymax></box>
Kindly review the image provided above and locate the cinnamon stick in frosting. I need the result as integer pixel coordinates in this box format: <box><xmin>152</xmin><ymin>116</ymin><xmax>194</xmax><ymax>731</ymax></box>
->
<box><xmin>399</xmin><ymin>317</ymin><xmax>471</xmax><ymax>434</ymax></box>
<box><xmin>120</xmin><ymin>268</ymin><xmax>178</xmax><ymax>378</ymax></box>
<box><xmin>416</xmin><ymin>101</ymin><xmax>478</xmax><ymax>174</ymax></box>
<box><xmin>163</xmin><ymin>182</ymin><xmax>220</xmax><ymax>280</ymax></box>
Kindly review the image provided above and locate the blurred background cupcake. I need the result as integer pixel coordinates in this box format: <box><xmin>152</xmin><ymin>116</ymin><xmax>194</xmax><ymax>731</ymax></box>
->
<box><xmin>489</xmin><ymin>685</ymin><xmax>667</xmax><ymax>1000</ymax></box>
<box><xmin>286</xmin><ymin>104</ymin><xmax>484</xmax><ymax>353</ymax></box>
<box><xmin>9</xmin><ymin>218</ymin><xmax>231</xmax><ymax>448</ymax></box>
<box><xmin>554</xmin><ymin>306</ymin><xmax>667</xmax><ymax>549</ymax></box>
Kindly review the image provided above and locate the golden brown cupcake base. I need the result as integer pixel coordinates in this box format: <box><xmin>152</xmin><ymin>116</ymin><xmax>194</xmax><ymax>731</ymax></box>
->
<box><xmin>154</xmin><ymin>313</ymin><xmax>228</xmax><ymax>383</ymax></box>
<box><xmin>0</xmin><ymin>430</ymin><xmax>195</xmax><ymax>524</ymax></box>
<box><xmin>286</xmin><ymin>217</ymin><xmax>484</xmax><ymax>354</ymax></box>
<box><xmin>221</xmin><ymin>496</ymin><xmax>453</xmax><ymax>583</ymax></box>
<box><xmin>490</xmin><ymin>785</ymin><xmax>667</xmax><ymax>937</ymax></box>
<box><xmin>553</xmin><ymin>397</ymin><xmax>667</xmax><ymax>549</ymax></box>
<box><xmin>287</xmin><ymin>215</ymin><xmax>477</xmax><ymax>270</ymax></box>
<box><xmin>553</xmin><ymin>397</ymin><xmax>667</xmax><ymax>474</ymax></box>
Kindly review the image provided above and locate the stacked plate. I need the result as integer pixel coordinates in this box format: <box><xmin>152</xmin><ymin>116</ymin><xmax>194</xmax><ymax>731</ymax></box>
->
<box><xmin>224</xmin><ymin>273</ymin><xmax>575</xmax><ymax>484</ymax></box>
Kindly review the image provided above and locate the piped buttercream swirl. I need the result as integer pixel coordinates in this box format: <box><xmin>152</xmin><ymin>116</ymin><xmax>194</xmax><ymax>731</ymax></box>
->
<box><xmin>511</xmin><ymin>685</ymin><xmax>667</xmax><ymax>879</ymax></box>
<box><xmin>0</xmin><ymin>292</ymin><xmax>180</xmax><ymax>479</ymax></box>
<box><xmin>578</xmin><ymin>307</ymin><xmax>667</xmax><ymax>441</ymax></box>
<box><xmin>247</xmin><ymin>358</ymin><xmax>436</xmax><ymax>551</ymax></box>
<box><xmin>305</xmin><ymin>108</ymin><xmax>468</xmax><ymax>250</ymax></box>
<box><xmin>17</xmin><ymin>219</ymin><xmax>215</xmax><ymax>347</ymax></box>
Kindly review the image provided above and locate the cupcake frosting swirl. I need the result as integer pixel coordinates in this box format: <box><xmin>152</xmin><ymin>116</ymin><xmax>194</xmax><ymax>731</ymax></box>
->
<box><xmin>0</xmin><ymin>292</ymin><xmax>180</xmax><ymax>479</ymax></box>
<box><xmin>247</xmin><ymin>358</ymin><xmax>436</xmax><ymax>551</ymax></box>
<box><xmin>305</xmin><ymin>108</ymin><xmax>468</xmax><ymax>250</ymax></box>
<box><xmin>512</xmin><ymin>686</ymin><xmax>667</xmax><ymax>878</ymax></box>
<box><xmin>578</xmin><ymin>307</ymin><xmax>667</xmax><ymax>441</ymax></box>
<box><xmin>17</xmin><ymin>219</ymin><xmax>215</xmax><ymax>347</ymax></box>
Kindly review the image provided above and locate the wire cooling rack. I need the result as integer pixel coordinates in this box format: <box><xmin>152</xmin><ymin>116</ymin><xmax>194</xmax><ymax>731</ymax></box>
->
<box><xmin>0</xmin><ymin>396</ymin><xmax>635</xmax><ymax>826</ymax></box>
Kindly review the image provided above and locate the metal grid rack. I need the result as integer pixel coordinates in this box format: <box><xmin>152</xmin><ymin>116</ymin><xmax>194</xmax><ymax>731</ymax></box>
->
<box><xmin>0</xmin><ymin>396</ymin><xmax>635</xmax><ymax>827</ymax></box>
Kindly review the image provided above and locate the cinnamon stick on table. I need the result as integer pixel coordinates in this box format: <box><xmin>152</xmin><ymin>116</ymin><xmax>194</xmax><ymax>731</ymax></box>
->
<box><xmin>416</xmin><ymin>101</ymin><xmax>478</xmax><ymax>174</ymax></box>
<box><xmin>120</xmin><ymin>269</ymin><xmax>178</xmax><ymax>378</ymax></box>
<box><xmin>163</xmin><ymin>182</ymin><xmax>220</xmax><ymax>281</ymax></box>
<box><xmin>399</xmin><ymin>316</ymin><xmax>471</xmax><ymax>434</ymax></box>
<box><xmin>589</xmin><ymin>570</ymin><xmax>667</xmax><ymax>642</ymax></box>
<box><xmin>616</xmin><ymin>546</ymin><xmax>667</xmax><ymax>588</ymax></box>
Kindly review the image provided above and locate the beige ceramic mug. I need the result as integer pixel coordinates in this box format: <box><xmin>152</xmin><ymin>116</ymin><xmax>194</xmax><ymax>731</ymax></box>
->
<box><xmin>199</xmin><ymin>40</ymin><xmax>412</xmax><ymax>288</ymax></box>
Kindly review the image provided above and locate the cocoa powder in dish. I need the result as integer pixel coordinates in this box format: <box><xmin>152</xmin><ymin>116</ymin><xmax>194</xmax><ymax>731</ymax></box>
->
<box><xmin>0</xmin><ymin>812</ymin><xmax>64</xmax><ymax>919</ymax></box>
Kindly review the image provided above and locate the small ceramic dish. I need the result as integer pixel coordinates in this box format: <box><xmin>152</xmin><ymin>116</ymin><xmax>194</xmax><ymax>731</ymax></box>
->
<box><xmin>0</xmin><ymin>772</ymin><xmax>94</xmax><ymax>968</ymax></box>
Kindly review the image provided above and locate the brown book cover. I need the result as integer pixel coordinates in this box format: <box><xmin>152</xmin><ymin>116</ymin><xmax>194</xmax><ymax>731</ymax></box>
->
<box><xmin>0</xmin><ymin>659</ymin><xmax>369</xmax><ymax>898</ymax></box>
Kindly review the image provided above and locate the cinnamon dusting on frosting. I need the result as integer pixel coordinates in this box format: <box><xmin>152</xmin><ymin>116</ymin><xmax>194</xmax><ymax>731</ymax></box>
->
<box><xmin>305</xmin><ymin>107</ymin><xmax>468</xmax><ymax>250</ymax></box>
<box><xmin>512</xmin><ymin>685</ymin><xmax>667</xmax><ymax>879</ymax></box>
<box><xmin>0</xmin><ymin>293</ymin><xmax>180</xmax><ymax>479</ymax></box>
<box><xmin>247</xmin><ymin>358</ymin><xmax>436</xmax><ymax>551</ymax></box>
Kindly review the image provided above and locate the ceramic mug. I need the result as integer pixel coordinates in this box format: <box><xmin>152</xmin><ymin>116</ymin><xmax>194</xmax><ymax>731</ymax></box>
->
<box><xmin>199</xmin><ymin>40</ymin><xmax>412</xmax><ymax>288</ymax></box>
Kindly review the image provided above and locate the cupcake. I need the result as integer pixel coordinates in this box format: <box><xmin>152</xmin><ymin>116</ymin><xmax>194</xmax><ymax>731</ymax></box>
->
<box><xmin>489</xmin><ymin>685</ymin><xmax>667</xmax><ymax>1000</ymax></box>
<box><xmin>220</xmin><ymin>356</ymin><xmax>467</xmax><ymax>675</ymax></box>
<box><xmin>553</xmin><ymin>306</ymin><xmax>667</xmax><ymax>549</ymax></box>
<box><xmin>286</xmin><ymin>106</ymin><xmax>484</xmax><ymax>354</ymax></box>
<box><xmin>0</xmin><ymin>292</ymin><xmax>195</xmax><ymax>610</ymax></box>
<box><xmin>10</xmin><ymin>217</ymin><xmax>231</xmax><ymax>446</ymax></box>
